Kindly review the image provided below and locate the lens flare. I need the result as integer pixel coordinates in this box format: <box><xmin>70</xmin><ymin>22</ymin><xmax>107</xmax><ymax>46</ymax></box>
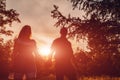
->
<box><xmin>38</xmin><ymin>46</ymin><xmax>50</xmax><ymax>56</ymax></box>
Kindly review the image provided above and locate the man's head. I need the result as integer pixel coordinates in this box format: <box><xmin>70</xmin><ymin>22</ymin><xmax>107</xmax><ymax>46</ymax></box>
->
<box><xmin>60</xmin><ymin>27</ymin><xmax>68</xmax><ymax>37</ymax></box>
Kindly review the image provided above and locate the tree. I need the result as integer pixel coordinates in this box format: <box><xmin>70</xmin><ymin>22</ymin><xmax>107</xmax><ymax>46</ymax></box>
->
<box><xmin>70</xmin><ymin>0</ymin><xmax>120</xmax><ymax>22</ymax></box>
<box><xmin>0</xmin><ymin>40</ymin><xmax>13</xmax><ymax>79</ymax></box>
<box><xmin>0</xmin><ymin>0</ymin><xmax>20</xmax><ymax>36</ymax></box>
<box><xmin>0</xmin><ymin>0</ymin><xmax>20</xmax><ymax>79</ymax></box>
<box><xmin>51</xmin><ymin>0</ymin><xmax>120</xmax><ymax>76</ymax></box>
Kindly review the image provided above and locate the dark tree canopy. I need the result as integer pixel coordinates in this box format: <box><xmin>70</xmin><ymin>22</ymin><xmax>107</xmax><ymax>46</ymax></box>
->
<box><xmin>51</xmin><ymin>0</ymin><xmax>120</xmax><ymax>53</ymax></box>
<box><xmin>68</xmin><ymin>0</ymin><xmax>120</xmax><ymax>52</ymax></box>
<box><xmin>0</xmin><ymin>0</ymin><xmax>20</xmax><ymax>78</ymax></box>
<box><xmin>51</xmin><ymin>0</ymin><xmax>120</xmax><ymax>76</ymax></box>
<box><xmin>0</xmin><ymin>0</ymin><xmax>20</xmax><ymax>36</ymax></box>
<box><xmin>70</xmin><ymin>0</ymin><xmax>120</xmax><ymax>22</ymax></box>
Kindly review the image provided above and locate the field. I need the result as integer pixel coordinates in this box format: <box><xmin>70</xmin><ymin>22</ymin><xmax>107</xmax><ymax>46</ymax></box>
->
<box><xmin>37</xmin><ymin>76</ymin><xmax>120</xmax><ymax>80</ymax></box>
<box><xmin>8</xmin><ymin>73</ymin><xmax>120</xmax><ymax>80</ymax></box>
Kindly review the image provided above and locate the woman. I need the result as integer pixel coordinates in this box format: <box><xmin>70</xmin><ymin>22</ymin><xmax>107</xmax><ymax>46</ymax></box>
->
<box><xmin>12</xmin><ymin>25</ymin><xmax>39</xmax><ymax>80</ymax></box>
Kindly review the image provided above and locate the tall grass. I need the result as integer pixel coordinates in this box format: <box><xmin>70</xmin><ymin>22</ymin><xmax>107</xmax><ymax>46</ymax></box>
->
<box><xmin>9</xmin><ymin>73</ymin><xmax>120</xmax><ymax>80</ymax></box>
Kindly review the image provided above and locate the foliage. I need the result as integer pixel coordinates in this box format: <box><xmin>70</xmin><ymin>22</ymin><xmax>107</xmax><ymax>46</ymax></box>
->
<box><xmin>51</xmin><ymin>5</ymin><xmax>119</xmax><ymax>54</ymax></box>
<box><xmin>74</xmin><ymin>51</ymin><xmax>120</xmax><ymax>76</ymax></box>
<box><xmin>51</xmin><ymin>0</ymin><xmax>120</xmax><ymax>76</ymax></box>
<box><xmin>0</xmin><ymin>40</ymin><xmax>13</xmax><ymax>64</ymax></box>
<box><xmin>0</xmin><ymin>40</ymin><xmax>13</xmax><ymax>78</ymax></box>
<box><xmin>36</xmin><ymin>57</ymin><xmax>55</xmax><ymax>79</ymax></box>
<box><xmin>0</xmin><ymin>0</ymin><xmax>20</xmax><ymax>36</ymax></box>
<box><xmin>0</xmin><ymin>0</ymin><xmax>20</xmax><ymax>78</ymax></box>
<box><xmin>70</xmin><ymin>0</ymin><xmax>120</xmax><ymax>21</ymax></box>
<box><xmin>0</xmin><ymin>0</ymin><xmax>20</xmax><ymax>63</ymax></box>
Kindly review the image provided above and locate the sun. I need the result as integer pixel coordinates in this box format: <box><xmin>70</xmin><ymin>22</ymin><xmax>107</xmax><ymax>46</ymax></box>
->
<box><xmin>38</xmin><ymin>46</ymin><xmax>50</xmax><ymax>56</ymax></box>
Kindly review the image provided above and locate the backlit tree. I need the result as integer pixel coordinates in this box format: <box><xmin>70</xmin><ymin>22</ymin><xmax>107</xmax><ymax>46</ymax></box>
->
<box><xmin>51</xmin><ymin>0</ymin><xmax>120</xmax><ymax>76</ymax></box>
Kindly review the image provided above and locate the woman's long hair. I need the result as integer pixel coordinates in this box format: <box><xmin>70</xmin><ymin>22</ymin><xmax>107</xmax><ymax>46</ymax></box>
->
<box><xmin>18</xmin><ymin>25</ymin><xmax>32</xmax><ymax>40</ymax></box>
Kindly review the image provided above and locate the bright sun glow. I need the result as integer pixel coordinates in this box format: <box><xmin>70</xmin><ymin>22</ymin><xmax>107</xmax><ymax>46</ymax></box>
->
<box><xmin>38</xmin><ymin>46</ymin><xmax>50</xmax><ymax>56</ymax></box>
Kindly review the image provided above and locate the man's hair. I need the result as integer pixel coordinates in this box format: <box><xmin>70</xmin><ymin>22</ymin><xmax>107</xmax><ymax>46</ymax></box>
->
<box><xmin>60</xmin><ymin>27</ymin><xmax>67</xmax><ymax>35</ymax></box>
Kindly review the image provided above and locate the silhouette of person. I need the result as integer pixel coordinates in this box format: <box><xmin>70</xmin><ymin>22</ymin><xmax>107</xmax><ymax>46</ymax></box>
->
<box><xmin>50</xmin><ymin>27</ymin><xmax>77</xmax><ymax>80</ymax></box>
<box><xmin>12</xmin><ymin>25</ymin><xmax>39</xmax><ymax>80</ymax></box>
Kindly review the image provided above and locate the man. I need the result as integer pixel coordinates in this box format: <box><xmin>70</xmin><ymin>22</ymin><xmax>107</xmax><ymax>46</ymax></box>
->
<box><xmin>50</xmin><ymin>27</ymin><xmax>77</xmax><ymax>80</ymax></box>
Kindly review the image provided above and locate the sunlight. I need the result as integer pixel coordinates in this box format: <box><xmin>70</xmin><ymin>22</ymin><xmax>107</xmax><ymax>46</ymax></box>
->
<box><xmin>38</xmin><ymin>46</ymin><xmax>50</xmax><ymax>56</ymax></box>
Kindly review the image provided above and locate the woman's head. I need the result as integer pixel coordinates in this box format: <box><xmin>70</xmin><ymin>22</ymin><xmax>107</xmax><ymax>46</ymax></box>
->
<box><xmin>18</xmin><ymin>25</ymin><xmax>32</xmax><ymax>40</ymax></box>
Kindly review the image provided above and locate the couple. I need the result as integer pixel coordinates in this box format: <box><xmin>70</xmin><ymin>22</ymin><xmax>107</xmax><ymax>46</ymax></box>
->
<box><xmin>12</xmin><ymin>25</ymin><xmax>77</xmax><ymax>80</ymax></box>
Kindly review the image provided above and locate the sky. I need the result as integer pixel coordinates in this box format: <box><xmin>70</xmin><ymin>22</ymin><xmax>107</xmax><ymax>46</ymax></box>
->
<box><xmin>6</xmin><ymin>0</ymin><xmax>87</xmax><ymax>53</ymax></box>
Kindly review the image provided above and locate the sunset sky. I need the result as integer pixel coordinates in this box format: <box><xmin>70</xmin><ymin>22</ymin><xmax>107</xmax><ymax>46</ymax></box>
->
<box><xmin>7</xmin><ymin>0</ymin><xmax>87</xmax><ymax>54</ymax></box>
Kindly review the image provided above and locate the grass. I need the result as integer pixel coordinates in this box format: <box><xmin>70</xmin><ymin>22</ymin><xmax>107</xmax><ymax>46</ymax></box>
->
<box><xmin>9</xmin><ymin>73</ymin><xmax>120</xmax><ymax>80</ymax></box>
<box><xmin>79</xmin><ymin>76</ymin><xmax>120</xmax><ymax>80</ymax></box>
<box><xmin>36</xmin><ymin>75</ymin><xmax>120</xmax><ymax>80</ymax></box>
